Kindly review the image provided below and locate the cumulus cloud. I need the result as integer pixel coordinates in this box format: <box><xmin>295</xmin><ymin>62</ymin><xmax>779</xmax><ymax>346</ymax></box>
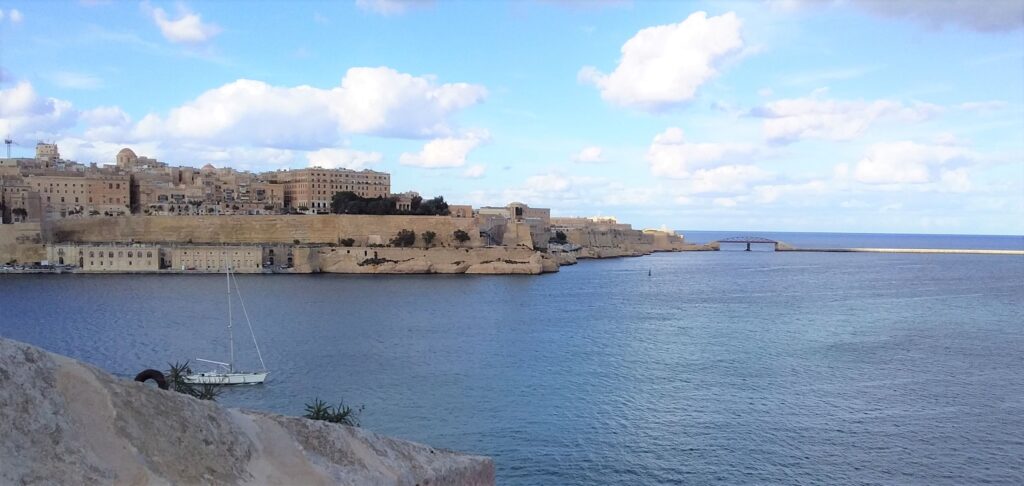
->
<box><xmin>572</xmin><ymin>145</ymin><xmax>604</xmax><ymax>163</ymax></box>
<box><xmin>399</xmin><ymin>130</ymin><xmax>489</xmax><ymax>168</ymax></box>
<box><xmin>144</xmin><ymin>2</ymin><xmax>222</xmax><ymax>44</ymax></box>
<box><xmin>646</xmin><ymin>127</ymin><xmax>755</xmax><ymax>178</ymax></box>
<box><xmin>133</xmin><ymin>67</ymin><xmax>487</xmax><ymax>147</ymax></box>
<box><xmin>0</xmin><ymin>81</ymin><xmax>77</xmax><ymax>138</ymax></box>
<box><xmin>751</xmin><ymin>91</ymin><xmax>942</xmax><ymax>143</ymax></box>
<box><xmin>686</xmin><ymin>165</ymin><xmax>773</xmax><ymax>194</ymax></box>
<box><xmin>849</xmin><ymin>141</ymin><xmax>972</xmax><ymax>184</ymax></box>
<box><xmin>306</xmin><ymin>147</ymin><xmax>383</xmax><ymax>171</ymax></box>
<box><xmin>579</xmin><ymin>11</ymin><xmax>744</xmax><ymax>111</ymax></box>
<box><xmin>355</xmin><ymin>0</ymin><xmax>432</xmax><ymax>15</ymax></box>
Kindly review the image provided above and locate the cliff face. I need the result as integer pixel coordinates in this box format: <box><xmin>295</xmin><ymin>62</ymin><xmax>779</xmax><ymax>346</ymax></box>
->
<box><xmin>0</xmin><ymin>338</ymin><xmax>494</xmax><ymax>485</ymax></box>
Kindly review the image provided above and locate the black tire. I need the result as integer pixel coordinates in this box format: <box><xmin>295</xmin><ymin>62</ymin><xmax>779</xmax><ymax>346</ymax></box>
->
<box><xmin>134</xmin><ymin>369</ymin><xmax>169</xmax><ymax>390</ymax></box>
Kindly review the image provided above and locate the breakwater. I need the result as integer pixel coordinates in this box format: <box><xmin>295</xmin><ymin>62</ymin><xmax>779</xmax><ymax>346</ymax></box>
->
<box><xmin>782</xmin><ymin>247</ymin><xmax>1023</xmax><ymax>255</ymax></box>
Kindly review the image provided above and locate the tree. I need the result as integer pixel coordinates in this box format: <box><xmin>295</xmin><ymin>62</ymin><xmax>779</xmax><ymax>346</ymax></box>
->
<box><xmin>340</xmin><ymin>238</ymin><xmax>355</xmax><ymax>247</ymax></box>
<box><xmin>453</xmin><ymin>229</ymin><xmax>471</xmax><ymax>245</ymax></box>
<box><xmin>11</xmin><ymin>207</ymin><xmax>27</xmax><ymax>221</ymax></box>
<box><xmin>421</xmin><ymin>231</ymin><xmax>436</xmax><ymax>247</ymax></box>
<box><xmin>415</xmin><ymin>196</ymin><xmax>449</xmax><ymax>216</ymax></box>
<box><xmin>554</xmin><ymin>230</ymin><xmax>568</xmax><ymax>244</ymax></box>
<box><xmin>390</xmin><ymin>229</ymin><xmax>416</xmax><ymax>247</ymax></box>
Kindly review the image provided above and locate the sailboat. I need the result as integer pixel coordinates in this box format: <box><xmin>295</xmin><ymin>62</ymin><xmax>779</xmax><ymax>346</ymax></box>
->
<box><xmin>185</xmin><ymin>263</ymin><xmax>268</xmax><ymax>385</ymax></box>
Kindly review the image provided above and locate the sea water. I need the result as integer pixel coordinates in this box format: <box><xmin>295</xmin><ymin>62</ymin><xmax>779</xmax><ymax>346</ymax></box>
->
<box><xmin>1</xmin><ymin>236</ymin><xmax>1022</xmax><ymax>484</ymax></box>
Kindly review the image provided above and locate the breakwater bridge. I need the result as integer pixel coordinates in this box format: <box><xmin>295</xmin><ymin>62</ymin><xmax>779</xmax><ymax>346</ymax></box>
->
<box><xmin>711</xmin><ymin>236</ymin><xmax>1022</xmax><ymax>255</ymax></box>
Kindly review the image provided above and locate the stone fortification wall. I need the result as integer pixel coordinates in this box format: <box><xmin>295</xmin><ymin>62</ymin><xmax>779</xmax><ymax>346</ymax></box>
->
<box><xmin>566</xmin><ymin>227</ymin><xmax>684</xmax><ymax>258</ymax></box>
<box><xmin>0</xmin><ymin>337</ymin><xmax>494</xmax><ymax>485</ymax></box>
<box><xmin>46</xmin><ymin>215</ymin><xmax>483</xmax><ymax>248</ymax></box>
<box><xmin>0</xmin><ymin>223</ymin><xmax>46</xmax><ymax>263</ymax></box>
<box><xmin>299</xmin><ymin>246</ymin><xmax>558</xmax><ymax>275</ymax></box>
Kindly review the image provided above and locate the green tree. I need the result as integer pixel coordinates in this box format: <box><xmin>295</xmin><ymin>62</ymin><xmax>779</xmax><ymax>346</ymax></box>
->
<box><xmin>390</xmin><ymin>229</ymin><xmax>416</xmax><ymax>247</ymax></box>
<box><xmin>453</xmin><ymin>229</ymin><xmax>471</xmax><ymax>245</ymax></box>
<box><xmin>421</xmin><ymin>231</ymin><xmax>436</xmax><ymax>247</ymax></box>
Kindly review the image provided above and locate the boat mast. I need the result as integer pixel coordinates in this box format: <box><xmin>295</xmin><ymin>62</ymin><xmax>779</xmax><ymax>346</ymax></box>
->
<box><xmin>227</xmin><ymin>259</ymin><xmax>234</xmax><ymax>373</ymax></box>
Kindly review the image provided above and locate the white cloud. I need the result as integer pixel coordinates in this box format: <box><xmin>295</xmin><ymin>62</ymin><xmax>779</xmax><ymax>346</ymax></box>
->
<box><xmin>850</xmin><ymin>141</ymin><xmax>971</xmax><ymax>184</ymax></box>
<box><xmin>0</xmin><ymin>81</ymin><xmax>77</xmax><ymax>138</ymax></box>
<box><xmin>355</xmin><ymin>0</ymin><xmax>431</xmax><ymax>15</ymax></box>
<box><xmin>646</xmin><ymin>127</ymin><xmax>755</xmax><ymax>178</ymax></box>
<box><xmin>686</xmin><ymin>165</ymin><xmax>773</xmax><ymax>194</ymax></box>
<box><xmin>48</xmin><ymin>71</ymin><xmax>104</xmax><ymax>90</ymax></box>
<box><xmin>399</xmin><ymin>130</ymin><xmax>489</xmax><ymax>168</ymax></box>
<box><xmin>579</xmin><ymin>11</ymin><xmax>744</xmax><ymax>111</ymax></box>
<box><xmin>134</xmin><ymin>67</ymin><xmax>487</xmax><ymax>147</ymax></box>
<box><xmin>572</xmin><ymin>145</ymin><xmax>604</xmax><ymax>163</ymax></box>
<box><xmin>80</xmin><ymin>106</ymin><xmax>133</xmax><ymax>140</ymax></box>
<box><xmin>462</xmin><ymin>164</ymin><xmax>486</xmax><ymax>179</ymax></box>
<box><xmin>145</xmin><ymin>2</ymin><xmax>222</xmax><ymax>44</ymax></box>
<box><xmin>306</xmin><ymin>148</ymin><xmax>382</xmax><ymax>171</ymax></box>
<box><xmin>752</xmin><ymin>92</ymin><xmax>942</xmax><ymax>143</ymax></box>
<box><xmin>8</xmin><ymin>8</ymin><xmax>23</xmax><ymax>23</ymax></box>
<box><xmin>752</xmin><ymin>180</ymin><xmax>828</xmax><ymax>203</ymax></box>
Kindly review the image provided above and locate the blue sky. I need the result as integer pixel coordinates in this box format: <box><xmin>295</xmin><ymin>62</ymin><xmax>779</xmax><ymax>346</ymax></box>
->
<box><xmin>1</xmin><ymin>0</ymin><xmax>1022</xmax><ymax>234</ymax></box>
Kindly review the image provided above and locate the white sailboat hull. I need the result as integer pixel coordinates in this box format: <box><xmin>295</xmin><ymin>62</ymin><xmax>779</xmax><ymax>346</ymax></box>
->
<box><xmin>184</xmin><ymin>371</ymin><xmax>268</xmax><ymax>385</ymax></box>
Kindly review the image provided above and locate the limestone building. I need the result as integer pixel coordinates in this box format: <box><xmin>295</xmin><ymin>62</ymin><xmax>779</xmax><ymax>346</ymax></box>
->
<box><xmin>264</xmin><ymin>167</ymin><xmax>391</xmax><ymax>212</ymax></box>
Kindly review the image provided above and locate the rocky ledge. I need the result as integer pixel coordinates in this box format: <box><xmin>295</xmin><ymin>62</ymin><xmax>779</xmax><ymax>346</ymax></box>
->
<box><xmin>0</xmin><ymin>338</ymin><xmax>494</xmax><ymax>485</ymax></box>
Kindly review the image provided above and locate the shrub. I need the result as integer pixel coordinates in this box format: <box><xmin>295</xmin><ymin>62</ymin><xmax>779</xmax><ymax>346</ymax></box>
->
<box><xmin>293</xmin><ymin>239</ymin><xmax>301</xmax><ymax>245</ymax></box>
<box><xmin>421</xmin><ymin>231</ymin><xmax>436</xmax><ymax>247</ymax></box>
<box><xmin>554</xmin><ymin>230</ymin><xmax>568</xmax><ymax>244</ymax></box>
<box><xmin>166</xmin><ymin>361</ymin><xmax>221</xmax><ymax>401</ymax></box>
<box><xmin>340</xmin><ymin>238</ymin><xmax>355</xmax><ymax>247</ymax></box>
<box><xmin>304</xmin><ymin>398</ymin><xmax>363</xmax><ymax>427</ymax></box>
<box><xmin>390</xmin><ymin>229</ymin><xmax>416</xmax><ymax>247</ymax></box>
<box><xmin>453</xmin><ymin>229</ymin><xmax>471</xmax><ymax>244</ymax></box>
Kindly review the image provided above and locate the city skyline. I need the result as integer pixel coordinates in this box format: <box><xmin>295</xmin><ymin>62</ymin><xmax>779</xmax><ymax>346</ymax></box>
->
<box><xmin>1</xmin><ymin>0</ymin><xmax>1022</xmax><ymax>234</ymax></box>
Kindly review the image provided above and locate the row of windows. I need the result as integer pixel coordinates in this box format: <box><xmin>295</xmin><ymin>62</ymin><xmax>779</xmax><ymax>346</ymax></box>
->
<box><xmin>85</xmin><ymin>251</ymin><xmax>154</xmax><ymax>258</ymax></box>
<box><xmin>87</xmin><ymin>260</ymin><xmax>153</xmax><ymax>267</ymax></box>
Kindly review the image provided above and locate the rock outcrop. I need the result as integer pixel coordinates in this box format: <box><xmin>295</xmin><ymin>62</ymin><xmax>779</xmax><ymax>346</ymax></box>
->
<box><xmin>0</xmin><ymin>338</ymin><xmax>494</xmax><ymax>485</ymax></box>
<box><xmin>312</xmin><ymin>246</ymin><xmax>558</xmax><ymax>275</ymax></box>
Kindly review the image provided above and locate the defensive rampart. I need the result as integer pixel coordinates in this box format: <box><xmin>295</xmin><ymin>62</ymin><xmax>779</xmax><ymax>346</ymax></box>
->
<box><xmin>45</xmin><ymin>215</ymin><xmax>483</xmax><ymax>248</ymax></box>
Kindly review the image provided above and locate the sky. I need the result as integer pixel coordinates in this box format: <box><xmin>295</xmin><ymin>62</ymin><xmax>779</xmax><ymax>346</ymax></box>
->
<box><xmin>1</xmin><ymin>0</ymin><xmax>1022</xmax><ymax>234</ymax></box>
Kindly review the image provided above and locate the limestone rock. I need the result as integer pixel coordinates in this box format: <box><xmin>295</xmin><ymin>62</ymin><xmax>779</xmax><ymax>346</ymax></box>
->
<box><xmin>0</xmin><ymin>338</ymin><xmax>494</xmax><ymax>485</ymax></box>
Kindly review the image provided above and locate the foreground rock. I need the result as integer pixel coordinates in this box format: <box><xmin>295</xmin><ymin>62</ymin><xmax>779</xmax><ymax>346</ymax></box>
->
<box><xmin>0</xmin><ymin>338</ymin><xmax>494</xmax><ymax>485</ymax></box>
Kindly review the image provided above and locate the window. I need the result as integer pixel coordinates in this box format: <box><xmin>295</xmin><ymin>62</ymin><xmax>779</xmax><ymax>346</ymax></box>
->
<box><xmin>118</xmin><ymin>251</ymin><xmax>123</xmax><ymax>258</ymax></box>
<box><xmin>108</xmin><ymin>252</ymin><xmax>114</xmax><ymax>258</ymax></box>
<box><xmin>128</xmin><ymin>252</ymin><xmax>133</xmax><ymax>258</ymax></box>
<box><xmin>147</xmin><ymin>251</ymin><xmax>152</xmax><ymax>258</ymax></box>
<box><xmin>89</xmin><ymin>251</ymin><xmax>94</xmax><ymax>258</ymax></box>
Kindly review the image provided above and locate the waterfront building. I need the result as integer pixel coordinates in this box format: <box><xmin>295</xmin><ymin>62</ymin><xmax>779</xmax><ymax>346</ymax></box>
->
<box><xmin>264</xmin><ymin>167</ymin><xmax>391</xmax><ymax>212</ymax></box>
<box><xmin>167</xmin><ymin>246</ymin><xmax>264</xmax><ymax>272</ymax></box>
<box><xmin>47</xmin><ymin>243</ymin><xmax>161</xmax><ymax>271</ymax></box>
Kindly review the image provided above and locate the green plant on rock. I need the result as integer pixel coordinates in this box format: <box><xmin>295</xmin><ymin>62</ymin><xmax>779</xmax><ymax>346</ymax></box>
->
<box><xmin>453</xmin><ymin>229</ymin><xmax>471</xmax><ymax>244</ymax></box>
<box><xmin>421</xmin><ymin>231</ymin><xmax>436</xmax><ymax>247</ymax></box>
<box><xmin>166</xmin><ymin>361</ymin><xmax>221</xmax><ymax>401</ymax></box>
<box><xmin>304</xmin><ymin>398</ymin><xmax>364</xmax><ymax>427</ymax></box>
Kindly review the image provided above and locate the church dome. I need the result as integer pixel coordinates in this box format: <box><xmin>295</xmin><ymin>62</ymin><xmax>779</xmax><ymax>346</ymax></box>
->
<box><xmin>116</xmin><ymin>148</ymin><xmax>139</xmax><ymax>167</ymax></box>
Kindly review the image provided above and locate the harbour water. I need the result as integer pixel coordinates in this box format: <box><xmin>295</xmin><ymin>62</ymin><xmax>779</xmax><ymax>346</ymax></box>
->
<box><xmin>1</xmin><ymin>235</ymin><xmax>1022</xmax><ymax>484</ymax></box>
